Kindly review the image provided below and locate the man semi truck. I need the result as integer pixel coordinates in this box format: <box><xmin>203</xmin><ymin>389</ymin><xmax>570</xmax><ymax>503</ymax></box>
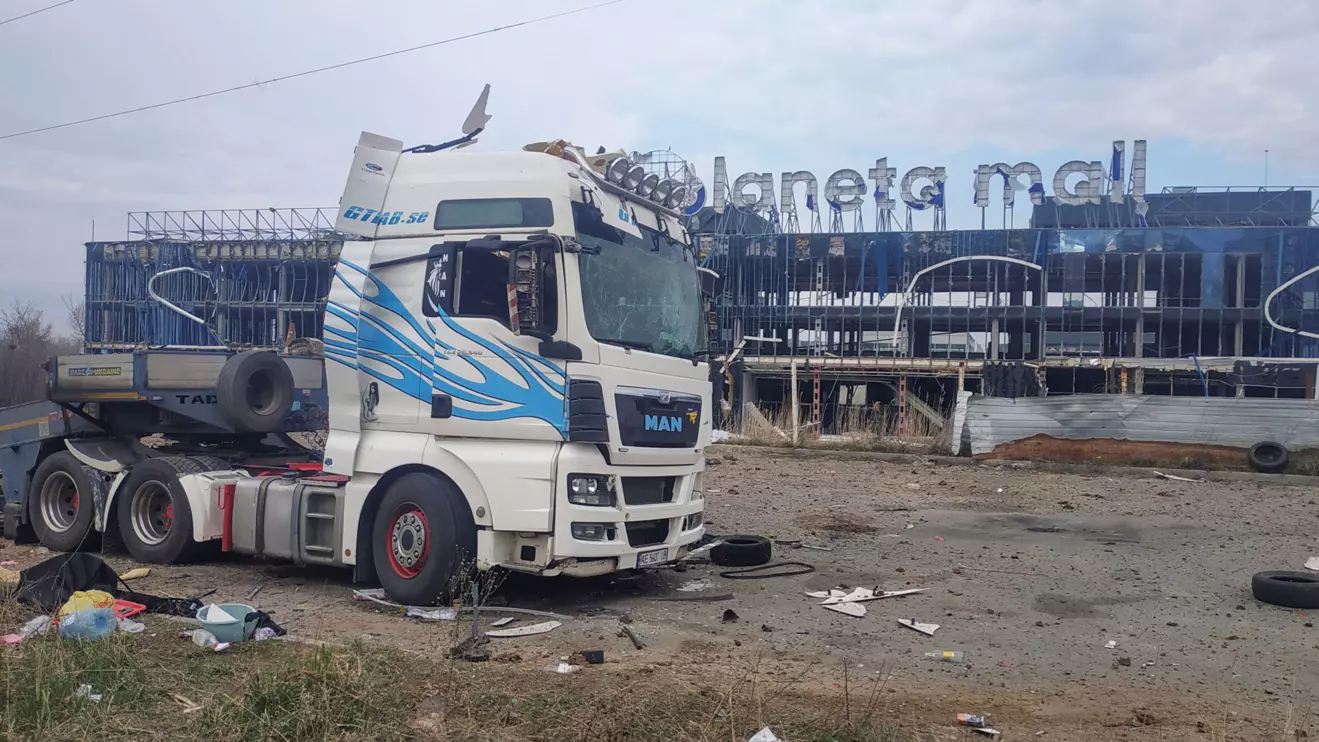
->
<box><xmin>0</xmin><ymin>123</ymin><xmax>711</xmax><ymax>604</ymax></box>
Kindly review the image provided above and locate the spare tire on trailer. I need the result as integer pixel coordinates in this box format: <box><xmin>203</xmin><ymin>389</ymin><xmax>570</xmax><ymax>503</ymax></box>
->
<box><xmin>216</xmin><ymin>351</ymin><xmax>295</xmax><ymax>434</ymax></box>
<box><xmin>1247</xmin><ymin>441</ymin><xmax>1289</xmax><ymax>474</ymax></box>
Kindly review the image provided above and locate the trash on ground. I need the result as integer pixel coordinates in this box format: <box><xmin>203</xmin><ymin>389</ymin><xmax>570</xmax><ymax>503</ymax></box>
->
<box><xmin>1</xmin><ymin>616</ymin><xmax>51</xmax><ymax>646</ymax></box>
<box><xmin>619</xmin><ymin>624</ymin><xmax>645</xmax><ymax>650</ymax></box>
<box><xmin>491</xmin><ymin>617</ymin><xmax>518</xmax><ymax>627</ymax></box>
<box><xmin>805</xmin><ymin>590</ymin><xmax>832</xmax><ymax>599</ymax></box>
<box><xmin>1153</xmin><ymin>470</ymin><xmax>1202</xmax><ymax>483</ymax></box>
<box><xmin>682</xmin><ymin>540</ymin><xmax>723</xmax><ymax>562</ymax></box>
<box><xmin>973</xmin><ymin>728</ymin><xmax>1002</xmax><ymax>737</ymax></box>
<box><xmin>246</xmin><ymin>584</ymin><xmax>264</xmax><ymax>601</ymax></box>
<box><xmin>905</xmin><ymin>523</ymin><xmax>915</xmax><ymax>529</ymax></box>
<box><xmin>906</xmin><ymin>483</ymin><xmax>922</xmax><ymax>490</ymax></box>
<box><xmin>924</xmin><ymin>650</ymin><xmax>964</xmax><ymax>663</ymax></box>
<box><xmin>580</xmin><ymin>649</ymin><xmax>605</xmax><ymax>664</ymax></box>
<box><xmin>678</xmin><ymin>578</ymin><xmax>712</xmax><ymax>592</ymax></box>
<box><xmin>449</xmin><ymin>634</ymin><xmax>491</xmax><ymax>662</ymax></box>
<box><xmin>59</xmin><ymin>589</ymin><xmax>115</xmax><ymax>617</ymax></box>
<box><xmin>486</xmin><ymin>620</ymin><xmax>561</xmax><ymax>638</ymax></box>
<box><xmin>545</xmin><ymin>662</ymin><xmax>580</xmax><ymax>674</ymax></box>
<box><xmin>819</xmin><ymin>587</ymin><xmax>926</xmax><ymax>604</ymax></box>
<box><xmin>253</xmin><ymin>627</ymin><xmax>279</xmax><ymax>641</ymax></box>
<box><xmin>0</xmin><ymin>560</ymin><xmax>17</xmax><ymax>567</ymax></box>
<box><xmin>958</xmin><ymin>713</ymin><xmax>989</xmax><ymax>727</ymax></box>
<box><xmin>798</xmin><ymin>543</ymin><xmax>833</xmax><ymax>552</ymax></box>
<box><xmin>74</xmin><ymin>684</ymin><xmax>104</xmax><ymax>703</ymax></box>
<box><xmin>823</xmin><ymin>602</ymin><xmax>867</xmax><ymax>618</ymax></box>
<box><xmin>352</xmin><ymin>589</ymin><xmax>571</xmax><ymax>621</ymax></box>
<box><xmin>117</xmin><ymin>618</ymin><xmax>146</xmax><ymax>634</ymax></box>
<box><xmin>1305</xmin><ymin>556</ymin><xmax>1319</xmax><ymax>572</ymax></box>
<box><xmin>59</xmin><ymin>608</ymin><xmax>117</xmax><ymax>640</ymax></box>
<box><xmin>721</xmin><ymin>562</ymin><xmax>815</xmax><ymax>579</ymax></box>
<box><xmin>198</xmin><ymin>603</ymin><xmax>238</xmax><ymax>624</ymax></box>
<box><xmin>1104</xmin><ymin>640</ymin><xmax>1117</xmax><ymax>649</ymax></box>
<box><xmin>179</xmin><ymin>629</ymin><xmax>231</xmax><ymax>652</ymax></box>
<box><xmin>120</xmin><ymin>567</ymin><xmax>151</xmax><ymax>581</ymax></box>
<box><xmin>171</xmin><ymin>693</ymin><xmax>204</xmax><ymax>714</ymax></box>
<box><xmin>747</xmin><ymin>727</ymin><xmax>781</xmax><ymax>742</ymax></box>
<box><xmin>722</xmin><ymin>609</ymin><xmax>740</xmax><ymax>623</ymax></box>
<box><xmin>405</xmin><ymin>606</ymin><xmax>458</xmax><ymax>621</ymax></box>
<box><xmin>353</xmin><ymin>588</ymin><xmax>389</xmax><ymax>601</ymax></box>
<box><xmin>898</xmin><ymin>618</ymin><xmax>940</xmax><ymax>636</ymax></box>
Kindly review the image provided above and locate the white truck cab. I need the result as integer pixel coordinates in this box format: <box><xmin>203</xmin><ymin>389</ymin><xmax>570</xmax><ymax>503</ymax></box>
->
<box><xmin>320</xmin><ymin>133</ymin><xmax>710</xmax><ymax>601</ymax></box>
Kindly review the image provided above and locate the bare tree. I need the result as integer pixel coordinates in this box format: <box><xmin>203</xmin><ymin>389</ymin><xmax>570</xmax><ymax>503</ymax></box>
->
<box><xmin>0</xmin><ymin>302</ymin><xmax>78</xmax><ymax>408</ymax></box>
<box><xmin>63</xmin><ymin>293</ymin><xmax>85</xmax><ymax>348</ymax></box>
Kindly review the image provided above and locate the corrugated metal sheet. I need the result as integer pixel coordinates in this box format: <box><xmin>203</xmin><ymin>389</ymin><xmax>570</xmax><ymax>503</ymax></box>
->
<box><xmin>967</xmin><ymin>394</ymin><xmax>1319</xmax><ymax>456</ymax></box>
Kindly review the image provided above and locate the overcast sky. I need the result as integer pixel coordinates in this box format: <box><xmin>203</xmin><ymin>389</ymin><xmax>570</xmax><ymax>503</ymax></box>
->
<box><xmin>3</xmin><ymin>0</ymin><xmax>1317</xmax><ymax>328</ymax></box>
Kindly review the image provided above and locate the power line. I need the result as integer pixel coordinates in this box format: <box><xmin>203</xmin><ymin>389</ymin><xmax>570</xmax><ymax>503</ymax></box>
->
<box><xmin>0</xmin><ymin>0</ymin><xmax>628</xmax><ymax>141</ymax></box>
<box><xmin>0</xmin><ymin>0</ymin><xmax>76</xmax><ymax>27</ymax></box>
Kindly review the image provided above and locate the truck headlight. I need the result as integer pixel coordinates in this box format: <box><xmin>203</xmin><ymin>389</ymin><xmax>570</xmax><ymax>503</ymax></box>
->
<box><xmin>571</xmin><ymin>523</ymin><xmax>614</xmax><ymax>541</ymax></box>
<box><xmin>567</xmin><ymin>474</ymin><xmax>614</xmax><ymax>506</ymax></box>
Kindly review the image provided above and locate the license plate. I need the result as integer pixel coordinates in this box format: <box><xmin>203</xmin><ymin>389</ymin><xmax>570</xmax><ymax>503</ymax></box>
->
<box><xmin>637</xmin><ymin>548</ymin><xmax>668</xmax><ymax>568</ymax></box>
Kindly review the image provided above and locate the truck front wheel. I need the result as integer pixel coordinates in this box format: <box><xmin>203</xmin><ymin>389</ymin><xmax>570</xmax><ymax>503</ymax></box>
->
<box><xmin>28</xmin><ymin>452</ymin><xmax>99</xmax><ymax>552</ymax></box>
<box><xmin>372</xmin><ymin>472</ymin><xmax>476</xmax><ymax>605</ymax></box>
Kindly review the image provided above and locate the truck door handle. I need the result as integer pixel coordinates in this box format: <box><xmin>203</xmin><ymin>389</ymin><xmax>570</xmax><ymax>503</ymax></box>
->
<box><xmin>431</xmin><ymin>394</ymin><xmax>453</xmax><ymax>419</ymax></box>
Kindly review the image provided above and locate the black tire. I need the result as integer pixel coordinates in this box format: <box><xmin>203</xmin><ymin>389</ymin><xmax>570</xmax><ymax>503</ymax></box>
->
<box><xmin>711</xmin><ymin>535</ymin><xmax>773</xmax><ymax>567</ymax></box>
<box><xmin>116</xmin><ymin>457</ymin><xmax>204</xmax><ymax>564</ymax></box>
<box><xmin>216</xmin><ymin>351</ymin><xmax>295</xmax><ymax>434</ymax></box>
<box><xmin>371</xmin><ymin>472</ymin><xmax>477</xmax><ymax>606</ymax></box>
<box><xmin>1252</xmin><ymin>570</ymin><xmax>1319</xmax><ymax>609</ymax></box>
<box><xmin>1248</xmin><ymin>442</ymin><xmax>1289</xmax><ymax>474</ymax></box>
<box><xmin>27</xmin><ymin>452</ymin><xmax>100</xmax><ymax>552</ymax></box>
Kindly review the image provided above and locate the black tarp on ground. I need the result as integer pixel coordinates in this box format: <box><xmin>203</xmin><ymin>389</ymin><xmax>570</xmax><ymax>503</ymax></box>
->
<box><xmin>15</xmin><ymin>552</ymin><xmax>120</xmax><ymax>613</ymax></box>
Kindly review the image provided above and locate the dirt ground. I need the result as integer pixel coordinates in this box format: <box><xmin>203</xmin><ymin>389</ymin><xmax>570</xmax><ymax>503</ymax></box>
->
<box><xmin>3</xmin><ymin>446</ymin><xmax>1317</xmax><ymax>741</ymax></box>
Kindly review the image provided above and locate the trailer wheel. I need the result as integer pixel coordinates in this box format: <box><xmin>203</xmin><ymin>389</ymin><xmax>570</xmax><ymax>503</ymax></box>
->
<box><xmin>116</xmin><ymin>457</ymin><xmax>202</xmax><ymax>564</ymax></box>
<box><xmin>372</xmin><ymin>472</ymin><xmax>477</xmax><ymax>606</ymax></box>
<box><xmin>216</xmin><ymin>351</ymin><xmax>295</xmax><ymax>434</ymax></box>
<box><xmin>28</xmin><ymin>452</ymin><xmax>99</xmax><ymax>552</ymax></box>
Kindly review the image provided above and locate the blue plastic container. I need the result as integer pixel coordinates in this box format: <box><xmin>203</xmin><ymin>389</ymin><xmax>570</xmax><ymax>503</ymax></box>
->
<box><xmin>195</xmin><ymin>603</ymin><xmax>258</xmax><ymax>643</ymax></box>
<box><xmin>59</xmin><ymin>608</ymin><xmax>117</xmax><ymax>640</ymax></box>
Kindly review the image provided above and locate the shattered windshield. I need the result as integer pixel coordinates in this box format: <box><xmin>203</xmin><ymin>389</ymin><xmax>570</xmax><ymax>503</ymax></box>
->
<box><xmin>574</xmin><ymin>202</ymin><xmax>703</xmax><ymax>359</ymax></box>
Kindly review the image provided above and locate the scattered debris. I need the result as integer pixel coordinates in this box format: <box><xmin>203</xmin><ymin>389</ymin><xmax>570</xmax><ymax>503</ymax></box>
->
<box><xmin>1306</xmin><ymin>556</ymin><xmax>1319</xmax><ymax>573</ymax></box>
<box><xmin>486</xmin><ymin>621</ymin><xmax>562</xmax><ymax>639</ymax></box>
<box><xmin>491</xmin><ymin>617</ymin><xmax>517</xmax><ymax>628</ymax></box>
<box><xmin>656</xmin><ymin>593</ymin><xmax>735</xmax><ymax>602</ymax></box>
<box><xmin>677</xmin><ymin>578</ymin><xmax>712</xmax><ymax>592</ymax></box>
<box><xmin>171</xmin><ymin>693</ymin><xmax>204</xmax><ymax>714</ymax></box>
<box><xmin>822</xmin><ymin>602</ymin><xmax>867</xmax><ymax>618</ymax></box>
<box><xmin>545</xmin><ymin>662</ymin><xmax>579</xmax><ymax>674</ymax></box>
<box><xmin>118</xmin><ymin>618</ymin><xmax>146</xmax><ymax>634</ymax></box>
<box><xmin>722</xmin><ymin>609</ymin><xmax>740</xmax><ymax>623</ymax></box>
<box><xmin>619</xmin><ymin>624</ymin><xmax>645</xmax><ymax>650</ymax></box>
<box><xmin>405</xmin><ymin>606</ymin><xmax>458</xmax><ymax>621</ymax></box>
<box><xmin>747</xmin><ymin>727</ymin><xmax>781</xmax><ymax>742</ymax></box>
<box><xmin>819</xmin><ymin>587</ymin><xmax>926</xmax><ymax>604</ymax></box>
<box><xmin>246</xmin><ymin>584</ymin><xmax>264</xmax><ymax>601</ymax></box>
<box><xmin>74</xmin><ymin>684</ymin><xmax>104</xmax><ymax>703</ymax></box>
<box><xmin>0</xmin><ymin>616</ymin><xmax>50</xmax><ymax>646</ymax></box>
<box><xmin>580</xmin><ymin>650</ymin><xmax>605</xmax><ymax>664</ymax></box>
<box><xmin>681</xmin><ymin>540</ymin><xmax>723</xmax><ymax>562</ymax></box>
<box><xmin>904</xmin><ymin>523</ymin><xmax>915</xmax><ymax>530</ymax></box>
<box><xmin>721</xmin><ymin>562</ymin><xmax>815</xmax><ymax>579</ymax></box>
<box><xmin>1153</xmin><ymin>471</ymin><xmax>1202</xmax><ymax>483</ymax></box>
<box><xmin>711</xmin><ymin>535</ymin><xmax>773</xmax><ymax>567</ymax></box>
<box><xmin>954</xmin><ymin>563</ymin><xmax>1043</xmax><ymax>577</ymax></box>
<box><xmin>760</xmin><ymin>624</ymin><xmax>774</xmax><ymax>632</ymax></box>
<box><xmin>898</xmin><ymin>618</ymin><xmax>940</xmax><ymax>636</ymax></box>
<box><xmin>0</xmin><ymin>560</ymin><xmax>17</xmax><ymax>567</ymax></box>
<box><xmin>179</xmin><ymin>629</ymin><xmax>231</xmax><ymax>652</ymax></box>
<box><xmin>120</xmin><ymin>567</ymin><xmax>151</xmax><ymax>581</ymax></box>
<box><xmin>449</xmin><ymin>634</ymin><xmax>491</xmax><ymax>662</ymax></box>
<box><xmin>924</xmin><ymin>651</ymin><xmax>964</xmax><ymax>662</ymax></box>
<box><xmin>1105</xmin><ymin>640</ymin><xmax>1118</xmax><ymax>649</ymax></box>
<box><xmin>1116</xmin><ymin>657</ymin><xmax>1133</xmax><ymax>667</ymax></box>
<box><xmin>906</xmin><ymin>483</ymin><xmax>922</xmax><ymax>490</ymax></box>
<box><xmin>958</xmin><ymin>713</ymin><xmax>1001</xmax><ymax>736</ymax></box>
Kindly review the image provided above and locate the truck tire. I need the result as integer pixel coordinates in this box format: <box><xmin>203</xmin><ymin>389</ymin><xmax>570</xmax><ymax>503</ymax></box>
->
<box><xmin>372</xmin><ymin>472</ymin><xmax>477</xmax><ymax>606</ymax></box>
<box><xmin>1247</xmin><ymin>441</ymin><xmax>1289</xmax><ymax>474</ymax></box>
<box><xmin>216</xmin><ymin>351</ymin><xmax>295</xmax><ymax>434</ymax></box>
<box><xmin>710</xmin><ymin>535</ymin><xmax>773</xmax><ymax>567</ymax></box>
<box><xmin>116</xmin><ymin>457</ymin><xmax>207</xmax><ymax>564</ymax></box>
<box><xmin>28</xmin><ymin>452</ymin><xmax>99</xmax><ymax>552</ymax></box>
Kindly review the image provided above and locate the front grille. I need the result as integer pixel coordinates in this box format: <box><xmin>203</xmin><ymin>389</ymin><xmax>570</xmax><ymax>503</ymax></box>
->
<box><xmin>625</xmin><ymin>519</ymin><xmax>670</xmax><ymax>547</ymax></box>
<box><xmin>621</xmin><ymin>477</ymin><xmax>675</xmax><ymax>506</ymax></box>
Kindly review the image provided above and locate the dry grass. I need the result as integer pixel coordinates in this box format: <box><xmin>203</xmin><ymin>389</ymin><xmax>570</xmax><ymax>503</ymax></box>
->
<box><xmin>727</xmin><ymin>403</ymin><xmax>949</xmax><ymax>455</ymax></box>
<box><xmin>0</xmin><ymin>597</ymin><xmax>920</xmax><ymax>742</ymax></box>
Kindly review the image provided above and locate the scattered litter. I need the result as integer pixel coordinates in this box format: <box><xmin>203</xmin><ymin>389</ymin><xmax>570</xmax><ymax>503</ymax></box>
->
<box><xmin>59</xmin><ymin>608</ymin><xmax>117</xmax><ymax>640</ymax></box>
<box><xmin>0</xmin><ymin>560</ymin><xmax>17</xmax><ymax>567</ymax></box>
<box><xmin>246</xmin><ymin>584</ymin><xmax>264</xmax><ymax>601</ymax></box>
<box><xmin>973</xmin><ymin>728</ymin><xmax>1002</xmax><ymax>737</ymax></box>
<box><xmin>120</xmin><ymin>567</ymin><xmax>151</xmax><ymax>581</ymax></box>
<box><xmin>954</xmin><ymin>563</ymin><xmax>1043</xmax><ymax>577</ymax></box>
<box><xmin>798</xmin><ymin>543</ymin><xmax>834</xmax><ymax>552</ymax></box>
<box><xmin>1104</xmin><ymin>640</ymin><xmax>1118</xmax><ymax>649</ymax></box>
<box><xmin>351</xmin><ymin>589</ymin><xmax>570</xmax><ymax>621</ymax></box>
<box><xmin>958</xmin><ymin>713</ymin><xmax>1000</xmax><ymax>734</ymax></box>
<box><xmin>545</xmin><ymin>662</ymin><xmax>579</xmax><ymax>675</ymax></box>
<box><xmin>904</xmin><ymin>523</ymin><xmax>915</xmax><ymax>530</ymax></box>
<box><xmin>682</xmin><ymin>540</ymin><xmax>723</xmax><ymax>561</ymax></box>
<box><xmin>486</xmin><ymin>620</ymin><xmax>561</xmax><ymax>638</ymax></box>
<box><xmin>179</xmin><ymin>629</ymin><xmax>231</xmax><ymax>652</ymax></box>
<box><xmin>678</xmin><ymin>578</ymin><xmax>712</xmax><ymax>592</ymax></box>
<box><xmin>820</xmin><ymin>587</ymin><xmax>926</xmax><ymax>605</ymax></box>
<box><xmin>996</xmin><ymin>488</ymin><xmax>1004</xmax><ymax>494</ymax></box>
<box><xmin>906</xmin><ymin>483</ymin><xmax>922</xmax><ymax>490</ymax></box>
<box><xmin>491</xmin><ymin>617</ymin><xmax>518</xmax><ymax>628</ymax></box>
<box><xmin>924</xmin><ymin>650</ymin><xmax>964</xmax><ymax>663</ymax></box>
<box><xmin>898</xmin><ymin>618</ymin><xmax>940</xmax><ymax>636</ymax></box>
<box><xmin>580</xmin><ymin>650</ymin><xmax>605</xmax><ymax>664</ymax></box>
<box><xmin>352</xmin><ymin>588</ymin><xmax>389</xmax><ymax>601</ymax></box>
<box><xmin>171</xmin><ymin>693</ymin><xmax>203</xmax><ymax>714</ymax></box>
<box><xmin>935</xmin><ymin>536</ymin><xmax>944</xmax><ymax>542</ymax></box>
<box><xmin>253</xmin><ymin>627</ymin><xmax>279</xmax><ymax>641</ymax></box>
<box><xmin>74</xmin><ymin>684</ymin><xmax>104</xmax><ymax>703</ymax></box>
<box><xmin>722</xmin><ymin>609</ymin><xmax>740</xmax><ymax>623</ymax></box>
<box><xmin>117</xmin><ymin>618</ymin><xmax>146</xmax><ymax>634</ymax></box>
<box><xmin>405</xmin><ymin>606</ymin><xmax>458</xmax><ymax>622</ymax></box>
<box><xmin>449</xmin><ymin>634</ymin><xmax>491</xmax><ymax>662</ymax></box>
<box><xmin>1153</xmin><ymin>470</ymin><xmax>1202</xmax><ymax>483</ymax></box>
<box><xmin>198</xmin><ymin>604</ymin><xmax>238</xmax><ymax>624</ymax></box>
<box><xmin>1</xmin><ymin>616</ymin><xmax>51</xmax><ymax>647</ymax></box>
<box><xmin>823</xmin><ymin>602</ymin><xmax>867</xmax><ymax>618</ymax></box>
<box><xmin>1305</xmin><ymin>556</ymin><xmax>1319</xmax><ymax>572</ymax></box>
<box><xmin>721</xmin><ymin>562</ymin><xmax>815</xmax><ymax>579</ymax></box>
<box><xmin>747</xmin><ymin>727</ymin><xmax>781</xmax><ymax>742</ymax></box>
<box><xmin>619</xmin><ymin>624</ymin><xmax>645</xmax><ymax>650</ymax></box>
<box><xmin>805</xmin><ymin>590</ymin><xmax>831</xmax><ymax>599</ymax></box>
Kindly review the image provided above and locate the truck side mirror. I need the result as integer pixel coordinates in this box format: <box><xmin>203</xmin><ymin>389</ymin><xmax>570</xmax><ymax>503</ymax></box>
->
<box><xmin>508</xmin><ymin>244</ymin><xmax>551</xmax><ymax>340</ymax></box>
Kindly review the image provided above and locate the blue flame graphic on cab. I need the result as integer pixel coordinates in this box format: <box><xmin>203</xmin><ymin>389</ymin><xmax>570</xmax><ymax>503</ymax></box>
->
<box><xmin>321</xmin><ymin>260</ymin><xmax>567</xmax><ymax>435</ymax></box>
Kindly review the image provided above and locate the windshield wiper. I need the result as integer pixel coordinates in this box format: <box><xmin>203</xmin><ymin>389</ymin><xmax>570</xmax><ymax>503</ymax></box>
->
<box><xmin>596</xmin><ymin>338</ymin><xmax>654</xmax><ymax>352</ymax></box>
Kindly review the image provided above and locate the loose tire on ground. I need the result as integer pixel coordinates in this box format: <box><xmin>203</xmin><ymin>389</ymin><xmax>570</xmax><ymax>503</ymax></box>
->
<box><xmin>116</xmin><ymin>457</ymin><xmax>211</xmax><ymax>564</ymax></box>
<box><xmin>28</xmin><ymin>452</ymin><xmax>100</xmax><ymax>552</ymax></box>
<box><xmin>710</xmin><ymin>535</ymin><xmax>773</xmax><ymax>567</ymax></box>
<box><xmin>1251</xmin><ymin>570</ymin><xmax>1319</xmax><ymax>609</ymax></box>
<box><xmin>216</xmin><ymin>351</ymin><xmax>295</xmax><ymax>434</ymax></box>
<box><xmin>372</xmin><ymin>472</ymin><xmax>477</xmax><ymax>606</ymax></box>
<box><xmin>1247</xmin><ymin>441</ymin><xmax>1289</xmax><ymax>474</ymax></box>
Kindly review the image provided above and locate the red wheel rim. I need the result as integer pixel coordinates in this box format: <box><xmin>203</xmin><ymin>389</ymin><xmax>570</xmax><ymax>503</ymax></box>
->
<box><xmin>386</xmin><ymin>504</ymin><xmax>430</xmax><ymax>579</ymax></box>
